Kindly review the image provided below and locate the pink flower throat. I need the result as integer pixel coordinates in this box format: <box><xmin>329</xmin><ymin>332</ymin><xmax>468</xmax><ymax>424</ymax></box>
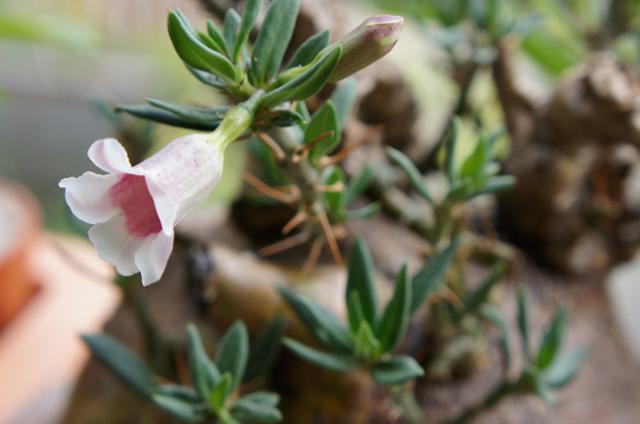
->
<box><xmin>109</xmin><ymin>174</ymin><xmax>162</xmax><ymax>238</ymax></box>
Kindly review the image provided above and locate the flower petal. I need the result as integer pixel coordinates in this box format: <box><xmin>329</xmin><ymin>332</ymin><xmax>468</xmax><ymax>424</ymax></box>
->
<box><xmin>58</xmin><ymin>172</ymin><xmax>119</xmax><ymax>224</ymax></box>
<box><xmin>88</xmin><ymin>138</ymin><xmax>141</xmax><ymax>174</ymax></box>
<box><xmin>88</xmin><ymin>214</ymin><xmax>143</xmax><ymax>276</ymax></box>
<box><xmin>135</xmin><ymin>231</ymin><xmax>174</xmax><ymax>286</ymax></box>
<box><xmin>145</xmin><ymin>176</ymin><xmax>178</xmax><ymax>236</ymax></box>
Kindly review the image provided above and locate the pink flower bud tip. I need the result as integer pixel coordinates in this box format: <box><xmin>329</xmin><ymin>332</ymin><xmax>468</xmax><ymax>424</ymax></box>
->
<box><xmin>330</xmin><ymin>15</ymin><xmax>405</xmax><ymax>83</ymax></box>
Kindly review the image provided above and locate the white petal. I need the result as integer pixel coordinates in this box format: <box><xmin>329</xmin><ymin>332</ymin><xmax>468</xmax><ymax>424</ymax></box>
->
<box><xmin>145</xmin><ymin>176</ymin><xmax>178</xmax><ymax>236</ymax></box>
<box><xmin>136</xmin><ymin>135</ymin><xmax>224</xmax><ymax>224</ymax></box>
<box><xmin>88</xmin><ymin>214</ymin><xmax>143</xmax><ymax>276</ymax></box>
<box><xmin>88</xmin><ymin>138</ymin><xmax>140</xmax><ymax>174</ymax></box>
<box><xmin>135</xmin><ymin>231</ymin><xmax>174</xmax><ymax>286</ymax></box>
<box><xmin>58</xmin><ymin>172</ymin><xmax>119</xmax><ymax>224</ymax></box>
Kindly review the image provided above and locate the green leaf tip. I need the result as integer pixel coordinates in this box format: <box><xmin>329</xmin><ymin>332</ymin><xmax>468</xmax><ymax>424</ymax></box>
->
<box><xmin>346</xmin><ymin>238</ymin><xmax>378</xmax><ymax>326</ymax></box>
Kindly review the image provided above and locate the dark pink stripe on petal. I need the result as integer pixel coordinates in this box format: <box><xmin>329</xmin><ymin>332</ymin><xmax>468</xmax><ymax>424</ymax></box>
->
<box><xmin>109</xmin><ymin>174</ymin><xmax>162</xmax><ymax>238</ymax></box>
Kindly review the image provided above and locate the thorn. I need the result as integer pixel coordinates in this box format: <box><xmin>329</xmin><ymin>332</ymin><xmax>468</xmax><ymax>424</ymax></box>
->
<box><xmin>291</xmin><ymin>149</ymin><xmax>308</xmax><ymax>164</ymax></box>
<box><xmin>333</xmin><ymin>224</ymin><xmax>347</xmax><ymax>240</ymax></box>
<box><xmin>257</xmin><ymin>132</ymin><xmax>286</xmax><ymax>162</ymax></box>
<box><xmin>258</xmin><ymin>231</ymin><xmax>310</xmax><ymax>257</ymax></box>
<box><xmin>302</xmin><ymin>238</ymin><xmax>324</xmax><ymax>274</ymax></box>
<box><xmin>317</xmin><ymin>211</ymin><xmax>343</xmax><ymax>265</ymax></box>
<box><xmin>319</xmin><ymin>125</ymin><xmax>382</xmax><ymax>167</ymax></box>
<box><xmin>315</xmin><ymin>182</ymin><xmax>345</xmax><ymax>193</ymax></box>
<box><xmin>243</xmin><ymin>172</ymin><xmax>298</xmax><ymax>204</ymax></box>
<box><xmin>282</xmin><ymin>210</ymin><xmax>307</xmax><ymax>235</ymax></box>
<box><xmin>300</xmin><ymin>130</ymin><xmax>334</xmax><ymax>153</ymax></box>
<box><xmin>430</xmin><ymin>287</ymin><xmax>464</xmax><ymax>310</ymax></box>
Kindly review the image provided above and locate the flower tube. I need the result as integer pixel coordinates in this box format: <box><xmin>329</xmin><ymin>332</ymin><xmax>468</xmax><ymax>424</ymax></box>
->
<box><xmin>60</xmin><ymin>96</ymin><xmax>259</xmax><ymax>285</ymax></box>
<box><xmin>59</xmin><ymin>134</ymin><xmax>225</xmax><ymax>285</ymax></box>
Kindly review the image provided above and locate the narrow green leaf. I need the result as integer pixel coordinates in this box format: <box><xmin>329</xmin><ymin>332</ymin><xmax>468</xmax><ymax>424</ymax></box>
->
<box><xmin>251</xmin><ymin>0</ymin><xmax>301</xmax><ymax>84</ymax></box>
<box><xmin>353</xmin><ymin>321</ymin><xmax>382</xmax><ymax>362</ymax></box>
<box><xmin>152</xmin><ymin>384</ymin><xmax>200</xmax><ymax>403</ymax></box>
<box><xmin>469</xmin><ymin>0</ymin><xmax>488</xmax><ymax>28</ymax></box>
<box><xmin>306</xmin><ymin>101</ymin><xmax>340</xmax><ymax>164</ymax></box>
<box><xmin>151</xmin><ymin>394</ymin><xmax>206</xmax><ymax>423</ymax></box>
<box><xmin>295</xmin><ymin>101</ymin><xmax>311</xmax><ymax>123</ymax></box>
<box><xmin>518</xmin><ymin>286</ymin><xmax>532</xmax><ymax>361</ymax></box>
<box><xmin>209</xmin><ymin>372</ymin><xmax>233</xmax><ymax>411</ymax></box>
<box><xmin>187</xmin><ymin>66</ymin><xmax>229</xmax><ymax>91</ymax></box>
<box><xmin>445</xmin><ymin>117</ymin><xmax>460</xmax><ymax>183</ymax></box>
<box><xmin>341</xmin><ymin>203</ymin><xmax>380</xmax><ymax>221</ymax></box>
<box><xmin>377</xmin><ymin>264</ymin><xmax>411</xmax><ymax>352</ymax></box>
<box><xmin>146</xmin><ymin>98</ymin><xmax>228</xmax><ymax>123</ymax></box>
<box><xmin>447</xmin><ymin>179</ymin><xmax>471</xmax><ymax>202</ymax></box>
<box><xmin>240</xmin><ymin>391</ymin><xmax>280</xmax><ymax>407</ymax></box>
<box><xmin>233</xmin><ymin>0</ymin><xmax>261</xmax><ymax>61</ymax></box>
<box><xmin>198</xmin><ymin>31</ymin><xmax>226</xmax><ymax>54</ymax></box>
<box><xmin>475</xmin><ymin>175</ymin><xmax>516</xmax><ymax>196</ymax></box>
<box><xmin>479</xmin><ymin>304</ymin><xmax>511</xmax><ymax>371</ymax></box>
<box><xmin>223</xmin><ymin>9</ymin><xmax>241</xmax><ymax>51</ymax></box>
<box><xmin>248</xmin><ymin>136</ymin><xmax>286</xmax><ymax>186</ymax></box>
<box><xmin>187</xmin><ymin>323</ymin><xmax>221</xmax><ymax>398</ymax></box>
<box><xmin>371</xmin><ymin>355</ymin><xmax>424</xmax><ymax>385</ymax></box>
<box><xmin>508</xmin><ymin>13</ymin><xmax>544</xmax><ymax>36</ymax></box>
<box><xmin>346</xmin><ymin>239</ymin><xmax>378</xmax><ymax>326</ymax></box>
<box><xmin>537</xmin><ymin>307</ymin><xmax>568</xmax><ymax>370</ymax></box>
<box><xmin>279</xmin><ymin>287</ymin><xmax>353</xmax><ymax>353</ymax></box>
<box><xmin>344</xmin><ymin>166</ymin><xmax>374</xmax><ymax>205</ymax></box>
<box><xmin>347</xmin><ymin>290</ymin><xmax>366</xmax><ymax>333</ymax></box>
<box><xmin>168</xmin><ymin>10</ymin><xmax>238</xmax><ymax>83</ymax></box>
<box><xmin>265</xmin><ymin>108</ymin><xmax>305</xmax><ymax>127</ymax></box>
<box><xmin>459</xmin><ymin>262</ymin><xmax>506</xmax><ymax>318</ymax></box>
<box><xmin>522</xmin><ymin>30</ymin><xmax>584</xmax><ymax>76</ymax></box>
<box><xmin>542</xmin><ymin>347</ymin><xmax>587</xmax><ymax>388</ymax></box>
<box><xmin>215</xmin><ymin>321</ymin><xmax>250</xmax><ymax>391</ymax></box>
<box><xmin>116</xmin><ymin>104</ymin><xmax>221</xmax><ymax>131</ymax></box>
<box><xmin>282</xmin><ymin>338</ymin><xmax>360</xmax><ymax>372</ymax></box>
<box><xmin>460</xmin><ymin>136</ymin><xmax>489</xmax><ymax>179</ymax></box>
<box><xmin>484</xmin><ymin>126</ymin><xmax>505</xmax><ymax>152</ymax></box>
<box><xmin>287</xmin><ymin>30</ymin><xmax>330</xmax><ymax>69</ymax></box>
<box><xmin>82</xmin><ymin>334</ymin><xmax>154</xmax><ymax>397</ymax></box>
<box><xmin>244</xmin><ymin>317</ymin><xmax>286</xmax><ymax>382</ymax></box>
<box><xmin>387</xmin><ymin>147</ymin><xmax>433</xmax><ymax>203</ymax></box>
<box><xmin>330</xmin><ymin>78</ymin><xmax>357</xmax><ymax>129</ymax></box>
<box><xmin>207</xmin><ymin>20</ymin><xmax>230</xmax><ymax>57</ymax></box>
<box><xmin>231</xmin><ymin>396</ymin><xmax>282</xmax><ymax>423</ymax></box>
<box><xmin>533</xmin><ymin>379</ymin><xmax>557</xmax><ymax>406</ymax></box>
<box><xmin>322</xmin><ymin>166</ymin><xmax>345</xmax><ymax>217</ymax></box>
<box><xmin>410</xmin><ymin>239</ymin><xmax>458</xmax><ymax>312</ymax></box>
<box><xmin>259</xmin><ymin>45</ymin><xmax>342</xmax><ymax>108</ymax></box>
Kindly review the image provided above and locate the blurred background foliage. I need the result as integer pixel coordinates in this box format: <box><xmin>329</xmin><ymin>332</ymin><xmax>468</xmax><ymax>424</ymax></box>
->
<box><xmin>1</xmin><ymin>0</ymin><xmax>639</xmax><ymax>231</ymax></box>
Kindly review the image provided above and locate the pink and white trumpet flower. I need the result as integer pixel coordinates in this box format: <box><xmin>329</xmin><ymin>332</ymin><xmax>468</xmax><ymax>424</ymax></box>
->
<box><xmin>59</xmin><ymin>134</ymin><xmax>225</xmax><ymax>285</ymax></box>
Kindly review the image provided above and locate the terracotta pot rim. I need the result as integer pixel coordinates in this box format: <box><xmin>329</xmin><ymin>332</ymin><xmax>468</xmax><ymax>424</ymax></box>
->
<box><xmin>0</xmin><ymin>178</ymin><xmax>41</xmax><ymax>262</ymax></box>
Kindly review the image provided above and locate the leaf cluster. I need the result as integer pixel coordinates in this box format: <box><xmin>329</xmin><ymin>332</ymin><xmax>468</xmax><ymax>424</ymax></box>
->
<box><xmin>280</xmin><ymin>239</ymin><xmax>457</xmax><ymax>386</ymax></box>
<box><xmin>388</xmin><ymin>120</ymin><xmax>515</xmax><ymax>208</ymax></box>
<box><xmin>483</xmin><ymin>287</ymin><xmax>587</xmax><ymax>406</ymax></box>
<box><xmin>118</xmin><ymin>0</ymin><xmax>342</xmax><ymax>131</ymax></box>
<box><xmin>83</xmin><ymin>320</ymin><xmax>285</xmax><ymax>423</ymax></box>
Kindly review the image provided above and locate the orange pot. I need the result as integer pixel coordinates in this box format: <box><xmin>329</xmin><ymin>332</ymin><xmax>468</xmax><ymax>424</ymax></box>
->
<box><xmin>0</xmin><ymin>179</ymin><xmax>40</xmax><ymax>328</ymax></box>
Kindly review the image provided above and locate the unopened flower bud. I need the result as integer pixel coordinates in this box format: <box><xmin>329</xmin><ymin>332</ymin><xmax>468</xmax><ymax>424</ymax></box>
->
<box><xmin>330</xmin><ymin>15</ymin><xmax>404</xmax><ymax>83</ymax></box>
